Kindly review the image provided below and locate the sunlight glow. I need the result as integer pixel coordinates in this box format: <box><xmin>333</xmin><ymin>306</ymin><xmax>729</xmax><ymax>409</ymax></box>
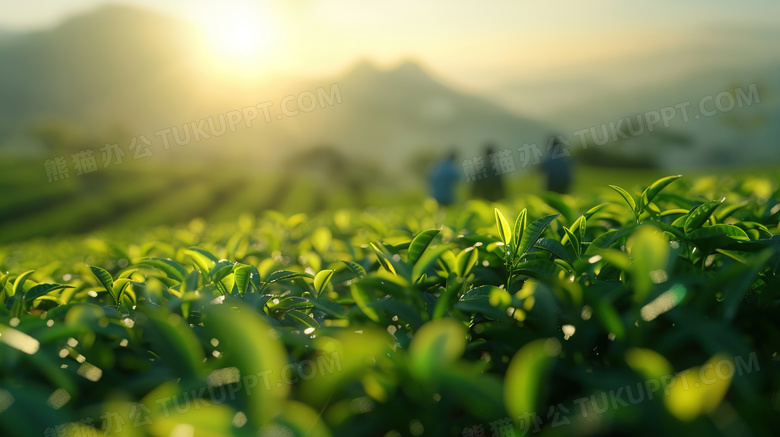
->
<box><xmin>47</xmin><ymin>388</ymin><xmax>71</xmax><ymax>409</ymax></box>
<box><xmin>640</xmin><ymin>284</ymin><xmax>687</xmax><ymax>322</ymax></box>
<box><xmin>77</xmin><ymin>362</ymin><xmax>103</xmax><ymax>382</ymax></box>
<box><xmin>0</xmin><ymin>325</ymin><xmax>40</xmax><ymax>355</ymax></box>
<box><xmin>197</xmin><ymin>3</ymin><xmax>280</xmax><ymax>70</ymax></box>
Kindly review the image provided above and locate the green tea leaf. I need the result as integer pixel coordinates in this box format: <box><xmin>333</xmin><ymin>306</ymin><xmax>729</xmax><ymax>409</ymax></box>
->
<box><xmin>233</xmin><ymin>263</ymin><xmax>252</xmax><ymax>295</ymax></box>
<box><xmin>10</xmin><ymin>270</ymin><xmax>35</xmax><ymax>298</ymax></box>
<box><xmin>514</xmin><ymin>259</ymin><xmax>567</xmax><ymax>280</ymax></box>
<box><xmin>24</xmin><ymin>283</ymin><xmax>73</xmax><ymax>304</ymax></box>
<box><xmin>584</xmin><ymin>203</ymin><xmax>609</xmax><ymax>219</ymax></box>
<box><xmin>350</xmin><ymin>282</ymin><xmax>381</xmax><ymax>322</ymax></box>
<box><xmin>118</xmin><ymin>268</ymin><xmax>139</xmax><ymax>279</ymax></box>
<box><xmin>512</xmin><ymin>208</ymin><xmax>528</xmax><ymax>256</ymax></box>
<box><xmin>412</xmin><ymin>244</ymin><xmax>453</xmax><ymax>282</ymax></box>
<box><xmin>684</xmin><ymin>199</ymin><xmax>723</xmax><ymax>234</ymax></box>
<box><xmin>184</xmin><ymin>248</ymin><xmax>216</xmax><ymax>277</ymax></box>
<box><xmin>144</xmin><ymin>311</ymin><xmax>204</xmax><ymax>379</ymax></box>
<box><xmin>627</xmin><ymin>226</ymin><xmax>669</xmax><ymax>303</ymax></box>
<box><xmin>562</xmin><ymin>226</ymin><xmax>580</xmax><ymax>258</ymax></box>
<box><xmin>494</xmin><ymin>208</ymin><xmax>512</xmax><ymax>247</ymax></box>
<box><xmin>370</xmin><ymin>242</ymin><xmax>398</xmax><ymax>276</ymax></box>
<box><xmin>266</xmin><ymin>270</ymin><xmax>314</xmax><ymax>284</ymax></box>
<box><xmin>517</xmin><ymin>214</ymin><xmax>560</xmax><ymax>258</ymax></box>
<box><xmin>408</xmin><ymin>318</ymin><xmax>466</xmax><ymax>381</ymax></box>
<box><xmin>687</xmin><ymin>224</ymin><xmax>749</xmax><ymax>242</ymax></box>
<box><xmin>112</xmin><ymin>278</ymin><xmax>132</xmax><ymax>307</ymax></box>
<box><xmin>407</xmin><ymin>229</ymin><xmax>440</xmax><ymax>266</ymax></box>
<box><xmin>210</xmin><ymin>262</ymin><xmax>234</xmax><ymax>284</ymax></box>
<box><xmin>310</xmin><ymin>297</ymin><xmax>347</xmax><ymax>318</ymax></box>
<box><xmin>204</xmin><ymin>302</ymin><xmax>290</xmax><ymax>424</ymax></box>
<box><xmin>187</xmin><ymin>247</ymin><xmax>219</xmax><ymax>263</ymax></box>
<box><xmin>505</xmin><ymin>338</ymin><xmax>561</xmax><ymax>422</ymax></box>
<box><xmin>609</xmin><ymin>185</ymin><xmax>637</xmax><ymax>213</ymax></box>
<box><xmin>625</xmin><ymin>348</ymin><xmax>672</xmax><ymax>380</ymax></box>
<box><xmin>585</xmin><ymin>229</ymin><xmax>619</xmax><ymax>254</ymax></box>
<box><xmin>639</xmin><ymin>175</ymin><xmax>682</xmax><ymax>214</ymax></box>
<box><xmin>593</xmin><ymin>248</ymin><xmax>632</xmax><ymax>272</ymax></box>
<box><xmin>139</xmin><ymin>258</ymin><xmax>188</xmax><ymax>282</ymax></box>
<box><xmin>342</xmin><ymin>260</ymin><xmax>367</xmax><ymax>278</ymax></box>
<box><xmin>660</xmin><ymin>208</ymin><xmax>690</xmax><ymax>218</ymax></box>
<box><xmin>722</xmin><ymin>250</ymin><xmax>774</xmax><ymax>321</ymax></box>
<box><xmin>576</xmin><ymin>217</ymin><xmax>587</xmax><ymax>241</ymax></box>
<box><xmin>149</xmin><ymin>403</ymin><xmax>236</xmax><ymax>437</ymax></box>
<box><xmin>534</xmin><ymin>238</ymin><xmax>572</xmax><ymax>265</ymax></box>
<box><xmin>733</xmin><ymin>221</ymin><xmax>773</xmax><ymax>240</ymax></box>
<box><xmin>714</xmin><ymin>202</ymin><xmax>747</xmax><ymax>222</ymax></box>
<box><xmin>455</xmin><ymin>285</ymin><xmax>508</xmax><ymax>319</ymax></box>
<box><xmin>313</xmin><ymin>269</ymin><xmax>334</xmax><ymax>295</ymax></box>
<box><xmin>440</xmin><ymin>367</ymin><xmax>505</xmax><ymax>420</ymax></box>
<box><xmin>455</xmin><ymin>248</ymin><xmax>478</xmax><ymax>278</ymax></box>
<box><xmin>593</xmin><ymin>298</ymin><xmax>625</xmax><ymax>339</ymax></box>
<box><xmin>88</xmin><ymin>265</ymin><xmax>115</xmax><ymax>302</ymax></box>
<box><xmin>271</xmin><ymin>401</ymin><xmax>332</xmax><ymax>437</ymax></box>
<box><xmin>311</xmin><ymin>226</ymin><xmax>332</xmax><ymax>253</ymax></box>
<box><xmin>285</xmin><ymin>309</ymin><xmax>320</xmax><ymax>328</ymax></box>
<box><xmin>665</xmin><ymin>354</ymin><xmax>733</xmax><ymax>421</ymax></box>
<box><xmin>437</xmin><ymin>250</ymin><xmax>458</xmax><ymax>276</ymax></box>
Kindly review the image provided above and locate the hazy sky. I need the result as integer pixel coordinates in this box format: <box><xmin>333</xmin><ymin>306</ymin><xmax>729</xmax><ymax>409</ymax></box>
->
<box><xmin>2</xmin><ymin>1</ymin><xmax>778</xmax><ymax>115</ymax></box>
<box><xmin>2</xmin><ymin>1</ymin><xmax>777</xmax><ymax>31</ymax></box>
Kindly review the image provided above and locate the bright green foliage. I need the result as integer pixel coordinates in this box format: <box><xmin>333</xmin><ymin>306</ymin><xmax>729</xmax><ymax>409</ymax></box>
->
<box><xmin>0</xmin><ymin>175</ymin><xmax>779</xmax><ymax>436</ymax></box>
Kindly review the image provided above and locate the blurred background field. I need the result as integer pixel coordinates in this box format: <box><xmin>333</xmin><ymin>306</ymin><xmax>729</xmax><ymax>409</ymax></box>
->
<box><xmin>0</xmin><ymin>1</ymin><xmax>779</xmax><ymax>244</ymax></box>
<box><xmin>2</xmin><ymin>154</ymin><xmax>778</xmax><ymax>245</ymax></box>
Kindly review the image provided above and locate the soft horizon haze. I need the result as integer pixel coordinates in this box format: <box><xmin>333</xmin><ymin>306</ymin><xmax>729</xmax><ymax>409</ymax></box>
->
<box><xmin>2</xmin><ymin>1</ymin><xmax>779</xmax><ymax>116</ymax></box>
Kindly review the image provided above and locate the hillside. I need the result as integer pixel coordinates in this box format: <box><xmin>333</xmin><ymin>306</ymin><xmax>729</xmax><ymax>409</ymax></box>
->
<box><xmin>0</xmin><ymin>5</ymin><xmax>206</xmax><ymax>130</ymax></box>
<box><xmin>282</xmin><ymin>59</ymin><xmax>552</xmax><ymax>170</ymax></box>
<box><xmin>0</xmin><ymin>5</ymin><xmax>551</xmax><ymax>171</ymax></box>
<box><xmin>550</xmin><ymin>61</ymin><xmax>780</xmax><ymax>168</ymax></box>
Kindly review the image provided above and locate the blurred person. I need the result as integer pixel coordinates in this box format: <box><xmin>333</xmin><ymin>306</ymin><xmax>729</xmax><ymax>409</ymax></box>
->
<box><xmin>472</xmin><ymin>143</ymin><xmax>506</xmax><ymax>201</ymax></box>
<box><xmin>540</xmin><ymin>135</ymin><xmax>573</xmax><ymax>194</ymax></box>
<box><xmin>429</xmin><ymin>150</ymin><xmax>460</xmax><ymax>206</ymax></box>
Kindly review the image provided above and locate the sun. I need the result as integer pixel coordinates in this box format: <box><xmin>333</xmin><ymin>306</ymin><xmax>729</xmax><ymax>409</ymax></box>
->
<box><xmin>197</xmin><ymin>4</ymin><xmax>280</xmax><ymax>70</ymax></box>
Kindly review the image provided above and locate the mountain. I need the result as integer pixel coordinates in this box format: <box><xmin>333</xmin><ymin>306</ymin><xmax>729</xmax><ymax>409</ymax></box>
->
<box><xmin>0</xmin><ymin>5</ymin><xmax>208</xmax><ymax>132</ymax></box>
<box><xmin>478</xmin><ymin>23</ymin><xmax>780</xmax><ymax>169</ymax></box>
<box><xmin>549</xmin><ymin>61</ymin><xmax>780</xmax><ymax>168</ymax></box>
<box><xmin>488</xmin><ymin>23</ymin><xmax>780</xmax><ymax>119</ymax></box>
<box><xmin>10</xmin><ymin>4</ymin><xmax>776</xmax><ymax>172</ymax></box>
<box><xmin>277</xmin><ymin>59</ymin><xmax>552</xmax><ymax>171</ymax></box>
<box><xmin>0</xmin><ymin>5</ymin><xmax>552</xmax><ymax>173</ymax></box>
<box><xmin>0</xmin><ymin>28</ymin><xmax>16</xmax><ymax>45</ymax></box>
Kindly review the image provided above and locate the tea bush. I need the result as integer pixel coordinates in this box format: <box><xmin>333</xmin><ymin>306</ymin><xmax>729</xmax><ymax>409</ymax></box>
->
<box><xmin>0</xmin><ymin>175</ymin><xmax>778</xmax><ymax>436</ymax></box>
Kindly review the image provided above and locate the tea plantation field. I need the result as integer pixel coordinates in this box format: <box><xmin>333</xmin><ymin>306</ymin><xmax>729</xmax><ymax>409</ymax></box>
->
<box><xmin>1</xmin><ymin>175</ymin><xmax>779</xmax><ymax>436</ymax></box>
<box><xmin>0</xmin><ymin>158</ymin><xmax>674</xmax><ymax>245</ymax></box>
